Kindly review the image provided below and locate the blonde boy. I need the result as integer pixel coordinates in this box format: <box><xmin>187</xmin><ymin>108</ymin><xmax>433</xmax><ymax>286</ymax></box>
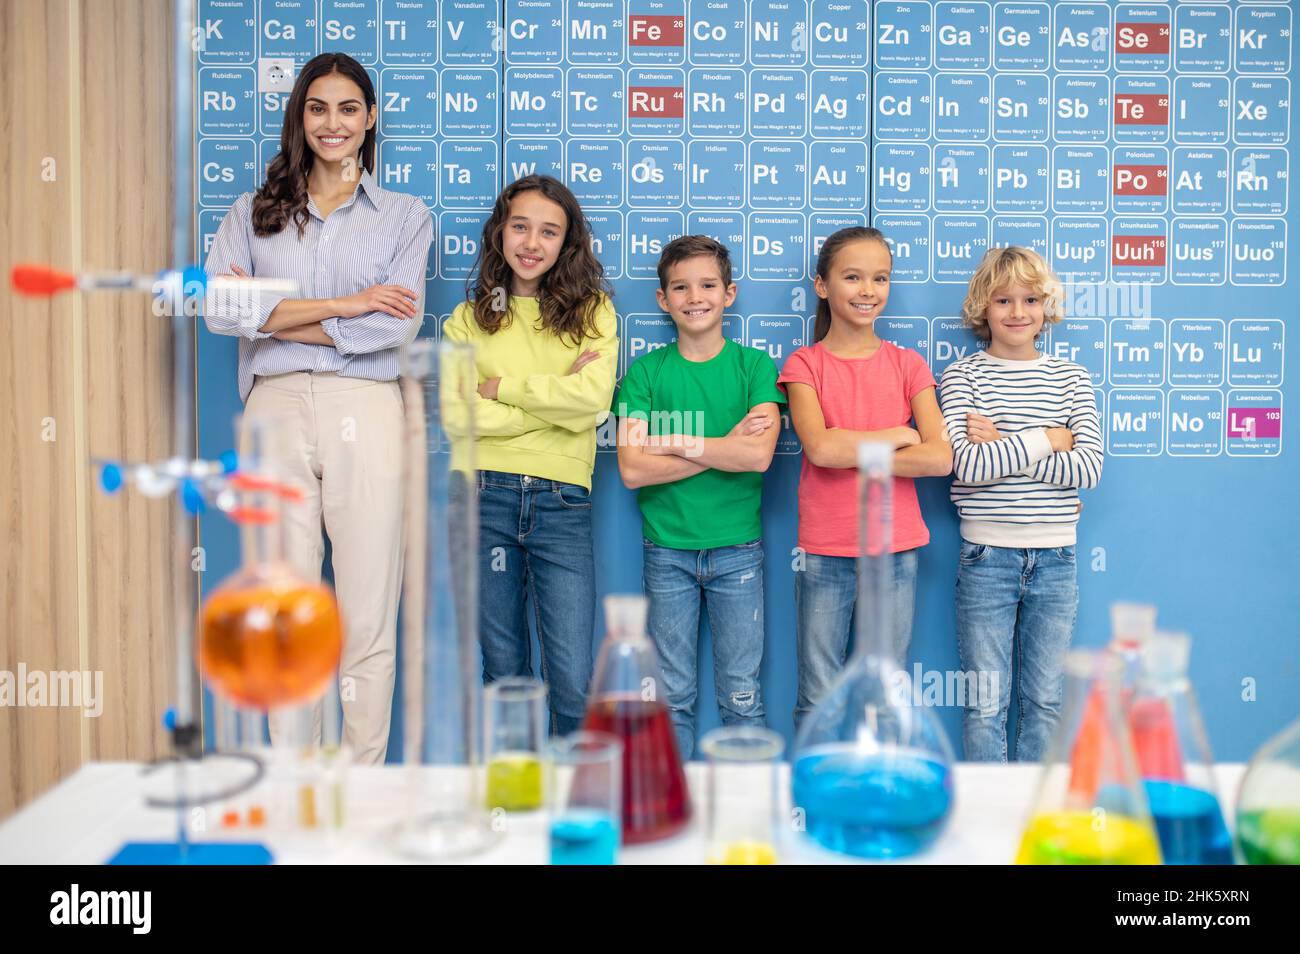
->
<box><xmin>939</xmin><ymin>247</ymin><xmax>1103</xmax><ymax>762</ymax></box>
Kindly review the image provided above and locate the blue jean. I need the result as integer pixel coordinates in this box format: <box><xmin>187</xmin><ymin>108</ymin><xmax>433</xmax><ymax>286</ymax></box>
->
<box><xmin>477</xmin><ymin>470</ymin><xmax>595</xmax><ymax>735</ymax></box>
<box><xmin>642</xmin><ymin>538</ymin><xmax>767</xmax><ymax>760</ymax></box>
<box><xmin>956</xmin><ymin>542</ymin><xmax>1078</xmax><ymax>763</ymax></box>
<box><xmin>793</xmin><ymin>549</ymin><xmax>919</xmax><ymax>727</ymax></box>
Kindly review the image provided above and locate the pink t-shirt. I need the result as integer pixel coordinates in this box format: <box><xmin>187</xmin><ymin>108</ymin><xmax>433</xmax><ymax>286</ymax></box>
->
<box><xmin>778</xmin><ymin>340</ymin><xmax>936</xmax><ymax>557</ymax></box>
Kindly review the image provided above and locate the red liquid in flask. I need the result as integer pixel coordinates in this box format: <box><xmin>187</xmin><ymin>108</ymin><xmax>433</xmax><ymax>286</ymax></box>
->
<box><xmin>583</xmin><ymin>694</ymin><xmax>691</xmax><ymax>845</ymax></box>
<box><xmin>1067</xmin><ymin>689</ymin><xmax>1106</xmax><ymax>804</ymax></box>
<box><xmin>1129</xmin><ymin>698</ymin><xmax>1185</xmax><ymax>782</ymax></box>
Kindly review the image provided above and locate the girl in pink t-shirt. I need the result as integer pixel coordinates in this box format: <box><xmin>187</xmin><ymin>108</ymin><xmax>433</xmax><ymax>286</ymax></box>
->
<box><xmin>778</xmin><ymin>227</ymin><xmax>952</xmax><ymax>727</ymax></box>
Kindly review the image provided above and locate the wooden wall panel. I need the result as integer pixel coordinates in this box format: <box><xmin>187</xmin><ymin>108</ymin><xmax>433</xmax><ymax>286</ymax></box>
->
<box><xmin>0</xmin><ymin>0</ymin><xmax>85</xmax><ymax>819</ymax></box>
<box><xmin>1</xmin><ymin>0</ymin><xmax>180</xmax><ymax>818</ymax></box>
<box><xmin>81</xmin><ymin>0</ymin><xmax>179</xmax><ymax>764</ymax></box>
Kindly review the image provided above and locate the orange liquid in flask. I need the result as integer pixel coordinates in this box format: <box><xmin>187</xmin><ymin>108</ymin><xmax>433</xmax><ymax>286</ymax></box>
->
<box><xmin>199</xmin><ymin>574</ymin><xmax>343</xmax><ymax>709</ymax></box>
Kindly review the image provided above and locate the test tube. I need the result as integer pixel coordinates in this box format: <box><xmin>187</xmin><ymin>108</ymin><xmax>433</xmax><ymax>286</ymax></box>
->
<box><xmin>547</xmin><ymin>731</ymin><xmax>622</xmax><ymax>866</ymax></box>
<box><xmin>213</xmin><ymin>697</ymin><xmax>240</xmax><ymax>829</ymax></box>
<box><xmin>241</xmin><ymin>709</ymin><xmax>267</xmax><ymax>828</ymax></box>
<box><xmin>702</xmin><ymin>726</ymin><xmax>784</xmax><ymax>865</ymax></box>
<box><xmin>484</xmin><ymin>677</ymin><xmax>547</xmax><ymax>812</ymax></box>
<box><xmin>320</xmin><ymin>680</ymin><xmax>349</xmax><ymax>832</ymax></box>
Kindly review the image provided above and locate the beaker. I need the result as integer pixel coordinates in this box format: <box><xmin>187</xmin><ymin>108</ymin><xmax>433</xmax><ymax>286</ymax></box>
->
<box><xmin>791</xmin><ymin>443</ymin><xmax>956</xmax><ymax>860</ymax></box>
<box><xmin>1016</xmin><ymin>650</ymin><xmax>1162</xmax><ymax>864</ymax></box>
<box><xmin>702</xmin><ymin>726</ymin><xmax>783</xmax><ymax>865</ymax></box>
<box><xmin>390</xmin><ymin>339</ymin><xmax>499</xmax><ymax>859</ymax></box>
<box><xmin>582</xmin><ymin>594</ymin><xmax>692</xmax><ymax>844</ymax></box>
<box><xmin>485</xmin><ymin>677</ymin><xmax>547</xmax><ymax>812</ymax></box>
<box><xmin>1129</xmin><ymin>631</ymin><xmax>1232</xmax><ymax>864</ymax></box>
<box><xmin>548</xmin><ymin>731</ymin><xmax>622</xmax><ymax>865</ymax></box>
<box><xmin>1236</xmin><ymin>716</ymin><xmax>1300</xmax><ymax>865</ymax></box>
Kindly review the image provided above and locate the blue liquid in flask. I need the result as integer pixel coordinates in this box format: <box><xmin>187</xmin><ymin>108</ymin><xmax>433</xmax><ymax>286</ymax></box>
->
<box><xmin>550</xmin><ymin>809</ymin><xmax>619</xmax><ymax>865</ymax></box>
<box><xmin>1144</xmin><ymin>780</ymin><xmax>1234</xmax><ymax>865</ymax></box>
<box><xmin>793</xmin><ymin>745</ymin><xmax>953</xmax><ymax>859</ymax></box>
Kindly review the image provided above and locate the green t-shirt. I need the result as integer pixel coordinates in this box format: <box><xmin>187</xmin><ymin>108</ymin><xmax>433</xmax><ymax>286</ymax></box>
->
<box><xmin>614</xmin><ymin>339</ymin><xmax>786</xmax><ymax>549</ymax></box>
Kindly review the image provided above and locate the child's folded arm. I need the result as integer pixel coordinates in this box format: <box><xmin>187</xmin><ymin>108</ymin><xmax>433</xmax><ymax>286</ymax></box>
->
<box><xmin>665</xmin><ymin>402</ymin><xmax>782</xmax><ymax>473</ymax></box>
<box><xmin>893</xmin><ymin>387</ymin><xmax>953</xmax><ymax>478</ymax></box>
<box><xmin>1025</xmin><ymin>376</ymin><xmax>1104</xmax><ymax>488</ymax></box>
<box><xmin>940</xmin><ymin>368</ymin><xmax>1054</xmax><ymax>482</ymax></box>
<box><xmin>786</xmin><ymin>383</ymin><xmax>917</xmax><ymax>468</ymax></box>
<box><xmin>441</xmin><ymin>306</ymin><xmax>554</xmax><ymax>438</ymax></box>
<box><xmin>495</xmin><ymin>305</ymin><xmax>619</xmax><ymax>433</ymax></box>
<box><xmin>442</xmin><ymin>392</ymin><xmax>553</xmax><ymax>439</ymax></box>
<box><xmin>616</xmin><ymin>414</ymin><xmax>708</xmax><ymax>489</ymax></box>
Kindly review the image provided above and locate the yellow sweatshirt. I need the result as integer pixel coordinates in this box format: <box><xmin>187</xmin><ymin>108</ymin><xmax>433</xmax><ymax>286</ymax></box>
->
<box><xmin>442</xmin><ymin>295</ymin><xmax>618</xmax><ymax>490</ymax></box>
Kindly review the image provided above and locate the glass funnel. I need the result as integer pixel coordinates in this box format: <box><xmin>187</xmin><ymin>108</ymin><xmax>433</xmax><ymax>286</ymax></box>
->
<box><xmin>790</xmin><ymin>442</ymin><xmax>956</xmax><ymax>860</ymax></box>
<box><xmin>390</xmin><ymin>338</ymin><xmax>498</xmax><ymax>859</ymax></box>
<box><xmin>582</xmin><ymin>594</ymin><xmax>692</xmax><ymax>845</ymax></box>
<box><xmin>198</xmin><ymin>416</ymin><xmax>342</xmax><ymax>711</ymax></box>
<box><xmin>1236</xmin><ymin>716</ymin><xmax>1300</xmax><ymax>865</ymax></box>
<box><xmin>1016</xmin><ymin>650</ymin><xmax>1162</xmax><ymax>864</ymax></box>
<box><xmin>1128</xmin><ymin>631</ymin><xmax>1232</xmax><ymax>864</ymax></box>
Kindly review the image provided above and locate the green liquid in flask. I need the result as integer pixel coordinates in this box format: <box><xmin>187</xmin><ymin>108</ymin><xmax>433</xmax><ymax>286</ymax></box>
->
<box><xmin>1237</xmin><ymin>808</ymin><xmax>1300</xmax><ymax>865</ymax></box>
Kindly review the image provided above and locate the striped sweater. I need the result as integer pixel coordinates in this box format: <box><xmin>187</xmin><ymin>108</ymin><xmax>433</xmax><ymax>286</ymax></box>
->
<box><xmin>939</xmin><ymin>350</ymin><xmax>1103</xmax><ymax>548</ymax></box>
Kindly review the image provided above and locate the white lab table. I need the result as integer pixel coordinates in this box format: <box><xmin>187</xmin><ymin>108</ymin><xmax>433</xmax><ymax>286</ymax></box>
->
<box><xmin>0</xmin><ymin>761</ymin><xmax>1247</xmax><ymax>865</ymax></box>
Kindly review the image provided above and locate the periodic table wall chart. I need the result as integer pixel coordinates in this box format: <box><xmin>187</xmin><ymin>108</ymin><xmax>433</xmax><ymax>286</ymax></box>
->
<box><xmin>193</xmin><ymin>1</ymin><xmax>1296</xmax><ymax>760</ymax></box>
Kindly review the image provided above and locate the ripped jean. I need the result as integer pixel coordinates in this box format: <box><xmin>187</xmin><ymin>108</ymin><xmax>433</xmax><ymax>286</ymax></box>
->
<box><xmin>642</xmin><ymin>538</ymin><xmax>767</xmax><ymax>760</ymax></box>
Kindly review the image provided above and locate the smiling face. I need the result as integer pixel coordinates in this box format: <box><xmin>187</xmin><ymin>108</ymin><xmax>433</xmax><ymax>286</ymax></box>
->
<box><xmin>814</xmin><ymin>238</ymin><xmax>892</xmax><ymax>333</ymax></box>
<box><xmin>500</xmin><ymin>189</ymin><xmax>568</xmax><ymax>296</ymax></box>
<box><xmin>302</xmin><ymin>71</ymin><xmax>375</xmax><ymax>168</ymax></box>
<box><xmin>983</xmin><ymin>283</ymin><xmax>1046</xmax><ymax>359</ymax></box>
<box><xmin>656</xmin><ymin>254</ymin><xmax>737</xmax><ymax>340</ymax></box>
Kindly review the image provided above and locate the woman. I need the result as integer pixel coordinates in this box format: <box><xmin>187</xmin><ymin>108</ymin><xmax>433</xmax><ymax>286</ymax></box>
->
<box><xmin>203</xmin><ymin>52</ymin><xmax>433</xmax><ymax>764</ymax></box>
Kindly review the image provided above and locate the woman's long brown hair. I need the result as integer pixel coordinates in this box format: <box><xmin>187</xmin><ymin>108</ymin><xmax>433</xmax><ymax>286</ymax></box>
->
<box><xmin>467</xmin><ymin>175</ymin><xmax>611</xmax><ymax>344</ymax></box>
<box><xmin>251</xmin><ymin>53</ymin><xmax>377</xmax><ymax>238</ymax></box>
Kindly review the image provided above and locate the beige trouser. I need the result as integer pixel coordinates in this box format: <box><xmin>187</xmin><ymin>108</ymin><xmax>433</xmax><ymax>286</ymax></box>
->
<box><xmin>243</xmin><ymin>371</ymin><xmax>404</xmax><ymax>765</ymax></box>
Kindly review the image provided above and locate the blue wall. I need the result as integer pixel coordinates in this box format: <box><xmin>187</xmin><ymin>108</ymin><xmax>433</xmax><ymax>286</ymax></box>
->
<box><xmin>194</xmin><ymin>0</ymin><xmax>1297</xmax><ymax>760</ymax></box>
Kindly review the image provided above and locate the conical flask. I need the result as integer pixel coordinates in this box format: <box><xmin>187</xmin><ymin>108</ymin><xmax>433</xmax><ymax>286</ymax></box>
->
<box><xmin>1068</xmin><ymin>602</ymin><xmax>1157</xmax><ymax>798</ymax></box>
<box><xmin>1236</xmin><ymin>716</ymin><xmax>1300</xmax><ymax>865</ymax></box>
<box><xmin>790</xmin><ymin>442</ymin><xmax>955</xmax><ymax>859</ymax></box>
<box><xmin>1129</xmin><ymin>631</ymin><xmax>1232</xmax><ymax>864</ymax></box>
<box><xmin>199</xmin><ymin>415</ymin><xmax>343</xmax><ymax>711</ymax></box>
<box><xmin>1016</xmin><ymin>650</ymin><xmax>1162</xmax><ymax>864</ymax></box>
<box><xmin>582</xmin><ymin>594</ymin><xmax>692</xmax><ymax>844</ymax></box>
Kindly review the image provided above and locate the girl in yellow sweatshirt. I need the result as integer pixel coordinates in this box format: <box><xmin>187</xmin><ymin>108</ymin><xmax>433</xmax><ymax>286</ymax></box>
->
<box><xmin>443</xmin><ymin>174</ymin><xmax>618</xmax><ymax>733</ymax></box>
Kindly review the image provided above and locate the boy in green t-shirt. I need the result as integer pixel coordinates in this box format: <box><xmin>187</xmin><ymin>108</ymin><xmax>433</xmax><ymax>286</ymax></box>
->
<box><xmin>614</xmin><ymin>235</ymin><xmax>786</xmax><ymax>759</ymax></box>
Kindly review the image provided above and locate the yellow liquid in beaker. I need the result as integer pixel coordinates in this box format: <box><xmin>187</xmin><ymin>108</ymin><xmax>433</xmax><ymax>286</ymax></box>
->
<box><xmin>486</xmin><ymin>754</ymin><xmax>543</xmax><ymax>811</ymax></box>
<box><xmin>299</xmin><ymin>785</ymin><xmax>318</xmax><ymax>829</ymax></box>
<box><xmin>1016</xmin><ymin>811</ymin><xmax>1162</xmax><ymax>865</ymax></box>
<box><xmin>710</xmin><ymin>840</ymin><xmax>778</xmax><ymax>865</ymax></box>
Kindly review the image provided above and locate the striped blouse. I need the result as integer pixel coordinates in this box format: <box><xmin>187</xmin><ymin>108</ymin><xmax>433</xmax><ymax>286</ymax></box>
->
<box><xmin>203</xmin><ymin>169</ymin><xmax>433</xmax><ymax>402</ymax></box>
<box><xmin>939</xmin><ymin>350</ymin><xmax>1104</xmax><ymax>548</ymax></box>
